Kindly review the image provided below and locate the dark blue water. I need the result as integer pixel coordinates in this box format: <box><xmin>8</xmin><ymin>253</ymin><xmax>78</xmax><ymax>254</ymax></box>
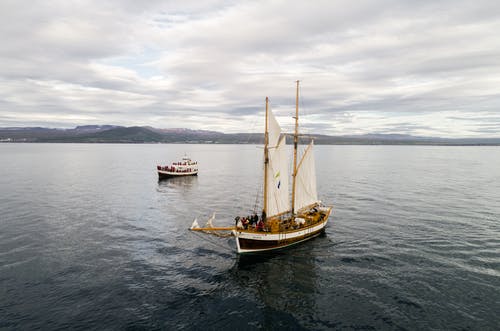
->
<box><xmin>1</xmin><ymin>144</ymin><xmax>499</xmax><ymax>330</ymax></box>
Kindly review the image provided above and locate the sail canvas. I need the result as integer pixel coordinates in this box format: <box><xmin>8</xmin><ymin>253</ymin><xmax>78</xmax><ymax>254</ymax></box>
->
<box><xmin>266</xmin><ymin>135</ymin><xmax>290</xmax><ymax>217</ymax></box>
<box><xmin>293</xmin><ymin>141</ymin><xmax>318</xmax><ymax>211</ymax></box>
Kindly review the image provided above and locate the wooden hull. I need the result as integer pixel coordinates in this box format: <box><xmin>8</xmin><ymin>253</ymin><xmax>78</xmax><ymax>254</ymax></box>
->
<box><xmin>233</xmin><ymin>208</ymin><xmax>331</xmax><ymax>254</ymax></box>
<box><xmin>158</xmin><ymin>170</ymin><xmax>198</xmax><ymax>180</ymax></box>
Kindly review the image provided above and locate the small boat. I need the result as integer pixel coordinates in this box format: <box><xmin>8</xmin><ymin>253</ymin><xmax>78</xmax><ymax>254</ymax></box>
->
<box><xmin>190</xmin><ymin>81</ymin><xmax>332</xmax><ymax>253</ymax></box>
<box><xmin>157</xmin><ymin>156</ymin><xmax>198</xmax><ymax>180</ymax></box>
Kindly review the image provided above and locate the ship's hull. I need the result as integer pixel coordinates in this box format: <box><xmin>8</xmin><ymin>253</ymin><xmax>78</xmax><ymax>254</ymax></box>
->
<box><xmin>233</xmin><ymin>209</ymin><xmax>331</xmax><ymax>254</ymax></box>
<box><xmin>158</xmin><ymin>170</ymin><xmax>198</xmax><ymax>180</ymax></box>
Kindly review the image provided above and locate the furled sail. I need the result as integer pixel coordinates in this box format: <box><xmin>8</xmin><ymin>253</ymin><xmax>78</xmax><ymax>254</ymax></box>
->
<box><xmin>293</xmin><ymin>141</ymin><xmax>318</xmax><ymax>212</ymax></box>
<box><xmin>265</xmin><ymin>109</ymin><xmax>290</xmax><ymax>217</ymax></box>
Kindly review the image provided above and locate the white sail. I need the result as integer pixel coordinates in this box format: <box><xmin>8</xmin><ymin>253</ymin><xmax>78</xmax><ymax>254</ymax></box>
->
<box><xmin>266</xmin><ymin>135</ymin><xmax>290</xmax><ymax>217</ymax></box>
<box><xmin>294</xmin><ymin>141</ymin><xmax>318</xmax><ymax>212</ymax></box>
<box><xmin>267</xmin><ymin>107</ymin><xmax>281</xmax><ymax>147</ymax></box>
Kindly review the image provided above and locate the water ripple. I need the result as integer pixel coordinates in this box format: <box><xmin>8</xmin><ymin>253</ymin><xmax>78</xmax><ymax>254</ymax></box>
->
<box><xmin>1</xmin><ymin>144</ymin><xmax>499</xmax><ymax>329</ymax></box>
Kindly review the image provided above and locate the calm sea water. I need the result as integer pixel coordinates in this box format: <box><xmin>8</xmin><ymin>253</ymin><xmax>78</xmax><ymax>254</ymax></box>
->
<box><xmin>1</xmin><ymin>143</ymin><xmax>499</xmax><ymax>330</ymax></box>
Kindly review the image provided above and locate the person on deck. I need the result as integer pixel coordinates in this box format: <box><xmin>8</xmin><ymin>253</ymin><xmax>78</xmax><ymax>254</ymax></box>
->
<box><xmin>256</xmin><ymin>219</ymin><xmax>264</xmax><ymax>231</ymax></box>
<box><xmin>251</xmin><ymin>214</ymin><xmax>258</xmax><ymax>227</ymax></box>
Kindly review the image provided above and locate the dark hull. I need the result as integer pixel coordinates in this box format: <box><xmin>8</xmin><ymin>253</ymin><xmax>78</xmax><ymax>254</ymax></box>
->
<box><xmin>237</xmin><ymin>227</ymin><xmax>325</xmax><ymax>252</ymax></box>
<box><xmin>158</xmin><ymin>172</ymin><xmax>198</xmax><ymax>180</ymax></box>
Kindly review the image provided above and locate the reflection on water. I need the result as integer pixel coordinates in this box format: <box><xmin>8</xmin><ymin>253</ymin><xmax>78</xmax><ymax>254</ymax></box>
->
<box><xmin>228</xmin><ymin>237</ymin><xmax>324</xmax><ymax>329</ymax></box>
<box><xmin>157</xmin><ymin>174</ymin><xmax>199</xmax><ymax>189</ymax></box>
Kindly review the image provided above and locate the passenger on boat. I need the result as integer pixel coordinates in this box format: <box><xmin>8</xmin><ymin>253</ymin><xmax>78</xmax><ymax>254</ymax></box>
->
<box><xmin>256</xmin><ymin>219</ymin><xmax>264</xmax><ymax>231</ymax></box>
<box><xmin>242</xmin><ymin>217</ymin><xmax>249</xmax><ymax>229</ymax></box>
<box><xmin>250</xmin><ymin>214</ymin><xmax>258</xmax><ymax>227</ymax></box>
<box><xmin>295</xmin><ymin>218</ymin><xmax>306</xmax><ymax>228</ymax></box>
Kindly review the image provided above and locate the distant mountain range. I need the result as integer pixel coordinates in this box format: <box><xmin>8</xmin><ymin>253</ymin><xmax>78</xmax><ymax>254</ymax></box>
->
<box><xmin>1</xmin><ymin>125</ymin><xmax>499</xmax><ymax>145</ymax></box>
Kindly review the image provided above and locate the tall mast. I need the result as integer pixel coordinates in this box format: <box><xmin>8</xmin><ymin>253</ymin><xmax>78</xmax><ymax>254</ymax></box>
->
<box><xmin>291</xmin><ymin>80</ymin><xmax>299</xmax><ymax>216</ymax></box>
<box><xmin>263</xmin><ymin>96</ymin><xmax>269</xmax><ymax>220</ymax></box>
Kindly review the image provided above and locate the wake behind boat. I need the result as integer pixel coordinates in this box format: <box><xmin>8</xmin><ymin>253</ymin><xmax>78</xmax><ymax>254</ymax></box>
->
<box><xmin>157</xmin><ymin>156</ymin><xmax>198</xmax><ymax>180</ymax></box>
<box><xmin>190</xmin><ymin>81</ymin><xmax>333</xmax><ymax>253</ymax></box>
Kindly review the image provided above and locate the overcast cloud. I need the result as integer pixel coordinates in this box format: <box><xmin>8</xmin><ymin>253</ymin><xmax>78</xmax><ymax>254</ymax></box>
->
<box><xmin>1</xmin><ymin>0</ymin><xmax>499</xmax><ymax>137</ymax></box>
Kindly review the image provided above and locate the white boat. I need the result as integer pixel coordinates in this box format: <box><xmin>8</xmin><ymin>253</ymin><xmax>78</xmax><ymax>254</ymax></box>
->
<box><xmin>190</xmin><ymin>81</ymin><xmax>332</xmax><ymax>253</ymax></box>
<box><xmin>157</xmin><ymin>156</ymin><xmax>198</xmax><ymax>179</ymax></box>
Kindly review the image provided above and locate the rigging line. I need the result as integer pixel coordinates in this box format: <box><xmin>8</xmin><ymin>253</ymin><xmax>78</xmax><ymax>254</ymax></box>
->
<box><xmin>235</xmin><ymin>127</ymin><xmax>261</xmax><ymax>208</ymax></box>
<box><xmin>252</xmin><ymin>148</ymin><xmax>264</xmax><ymax>214</ymax></box>
<box><xmin>246</xmin><ymin>103</ymin><xmax>266</xmax><ymax>213</ymax></box>
<box><xmin>253</xmin><ymin>178</ymin><xmax>262</xmax><ymax>213</ymax></box>
<box><xmin>243</xmin><ymin>115</ymin><xmax>259</xmax><ymax>144</ymax></box>
<box><xmin>297</xmin><ymin>82</ymin><xmax>314</xmax><ymax>142</ymax></box>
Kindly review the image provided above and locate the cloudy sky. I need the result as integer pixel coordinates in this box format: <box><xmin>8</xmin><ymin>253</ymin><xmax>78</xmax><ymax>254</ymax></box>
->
<box><xmin>1</xmin><ymin>0</ymin><xmax>500</xmax><ymax>137</ymax></box>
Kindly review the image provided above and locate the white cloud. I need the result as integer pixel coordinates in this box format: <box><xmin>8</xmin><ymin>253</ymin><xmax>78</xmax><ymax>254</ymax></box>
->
<box><xmin>0</xmin><ymin>0</ymin><xmax>499</xmax><ymax>137</ymax></box>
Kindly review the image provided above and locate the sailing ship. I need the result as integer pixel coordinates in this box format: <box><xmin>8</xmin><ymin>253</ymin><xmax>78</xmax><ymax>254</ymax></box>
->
<box><xmin>157</xmin><ymin>155</ymin><xmax>198</xmax><ymax>180</ymax></box>
<box><xmin>190</xmin><ymin>81</ymin><xmax>332</xmax><ymax>253</ymax></box>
